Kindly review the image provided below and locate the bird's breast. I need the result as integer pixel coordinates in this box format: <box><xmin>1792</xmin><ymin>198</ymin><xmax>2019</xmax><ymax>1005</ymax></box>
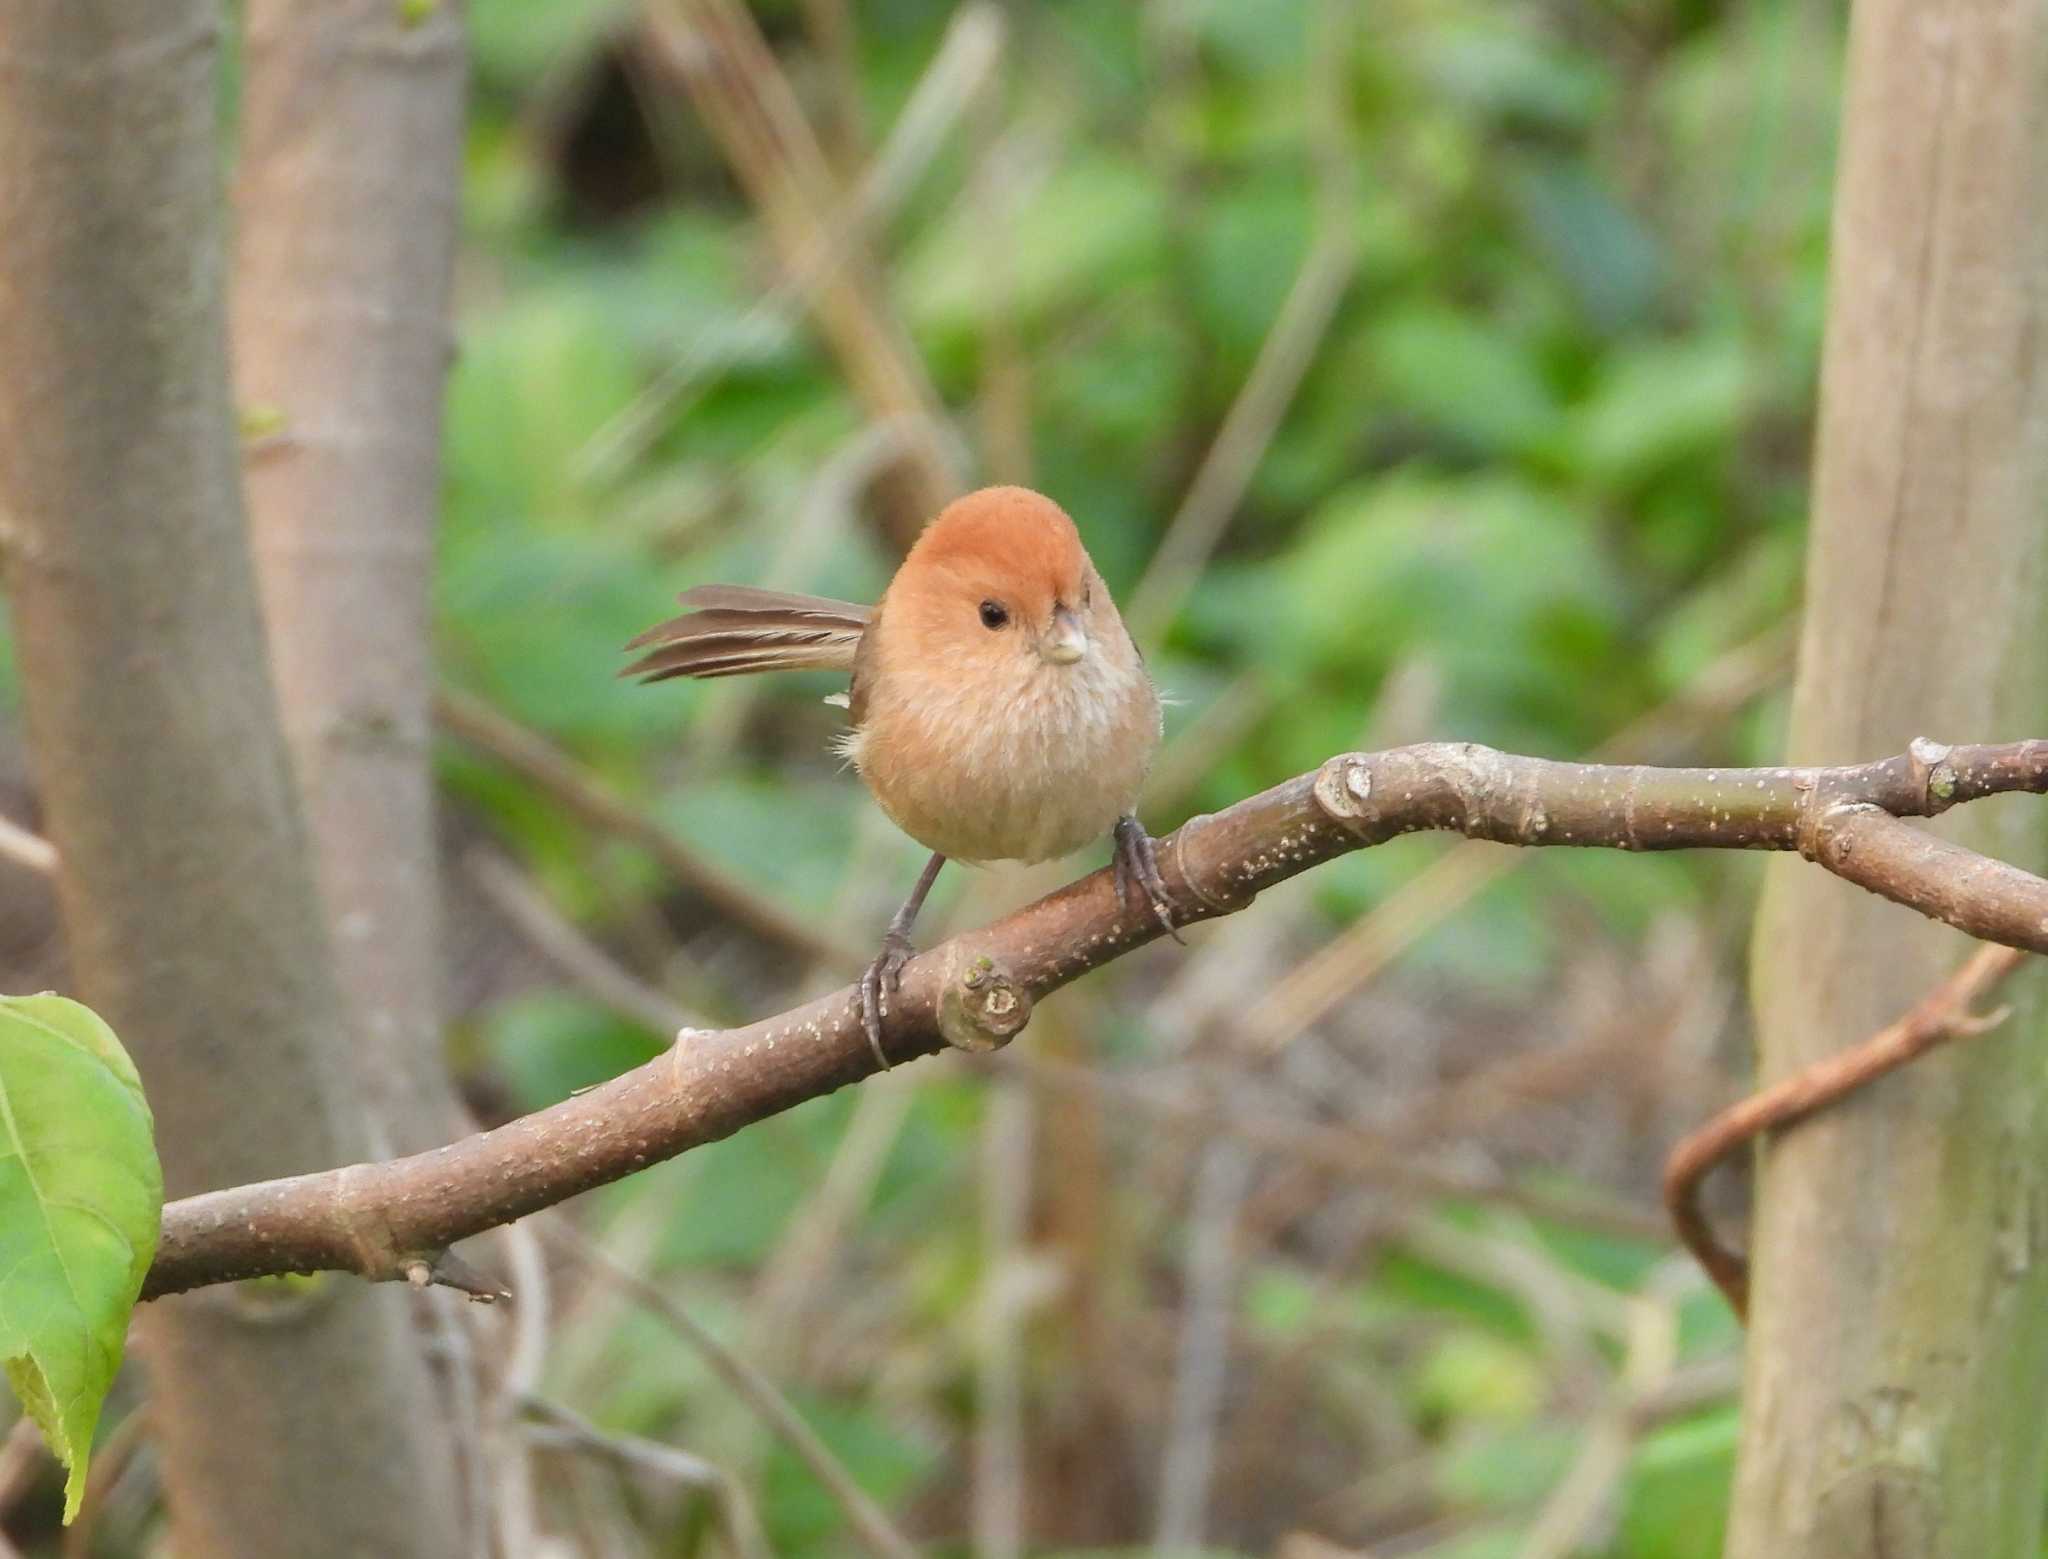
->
<box><xmin>845</xmin><ymin>654</ymin><xmax>1161</xmax><ymax>865</ymax></box>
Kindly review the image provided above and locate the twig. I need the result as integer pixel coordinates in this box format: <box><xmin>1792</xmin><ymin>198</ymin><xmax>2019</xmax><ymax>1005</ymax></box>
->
<box><xmin>489</xmin><ymin>1223</ymin><xmax>553</xmax><ymax>1559</ymax></box>
<box><xmin>435</xmin><ymin>685</ymin><xmax>859</xmax><ymax>968</ymax></box>
<box><xmin>522</xmin><ymin>1396</ymin><xmax>769</xmax><ymax>1559</ymax></box>
<box><xmin>1664</xmin><ymin>941</ymin><xmax>2029</xmax><ymax>1318</ymax></box>
<box><xmin>1517</xmin><ymin>1261</ymin><xmax>1690</xmax><ymax>1559</ymax></box>
<box><xmin>973</xmin><ymin>1076</ymin><xmax>1033</xmax><ymax>1559</ymax></box>
<box><xmin>1245</xmin><ymin>842</ymin><xmax>1519</xmax><ymax>1056</ymax></box>
<box><xmin>1153</xmin><ymin>1140</ymin><xmax>1253</xmax><ymax>1554</ymax></box>
<box><xmin>417</xmin><ymin>1284</ymin><xmax>492</xmax><ymax>1559</ymax></box>
<box><xmin>0</xmin><ymin>811</ymin><xmax>56</xmax><ymax>876</ymax></box>
<box><xmin>1125</xmin><ymin>0</ymin><xmax>1360</xmax><ymax>644</ymax></box>
<box><xmin>797</xmin><ymin>0</ymin><xmax>867</xmax><ymax>170</ymax></box>
<box><xmin>582</xmin><ymin>6</ymin><xmax>999</xmax><ymax>489</ymax></box>
<box><xmin>466</xmin><ymin>848</ymin><xmax>705</xmax><ymax>1037</ymax></box>
<box><xmin>970</xmin><ymin>83</ymin><xmax>1031</xmax><ymax>489</ymax></box>
<box><xmin>750</xmin><ymin>1070</ymin><xmax>918</xmax><ymax>1366</ymax></box>
<box><xmin>1627</xmin><ymin>1356</ymin><xmax>1742</xmax><ymax>1431</ymax></box>
<box><xmin>633</xmin><ymin>0</ymin><xmax>972</xmax><ymax>543</ymax></box>
<box><xmin>542</xmin><ymin>1221</ymin><xmax>922</xmax><ymax>1559</ymax></box>
<box><xmin>1400</xmin><ymin>1215</ymin><xmax>1633</xmax><ymax>1365</ymax></box>
<box><xmin>140</xmin><ymin>735</ymin><xmax>2048</xmax><ymax>1298</ymax></box>
<box><xmin>405</xmin><ymin>1249</ymin><xmax>512</xmax><ymax>1304</ymax></box>
<box><xmin>1124</xmin><ymin>225</ymin><xmax>1356</xmax><ymax>646</ymax></box>
<box><xmin>524</xmin><ymin>1400</ymin><xmax>724</xmax><ymax>1489</ymax></box>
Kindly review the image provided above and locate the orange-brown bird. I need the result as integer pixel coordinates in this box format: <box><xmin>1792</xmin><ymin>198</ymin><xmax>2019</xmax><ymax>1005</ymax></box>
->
<box><xmin>624</xmin><ymin>486</ymin><xmax>1178</xmax><ymax>1062</ymax></box>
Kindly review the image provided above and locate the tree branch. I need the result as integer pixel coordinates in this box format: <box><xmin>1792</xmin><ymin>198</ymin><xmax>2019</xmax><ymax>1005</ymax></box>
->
<box><xmin>142</xmin><ymin>737</ymin><xmax>2048</xmax><ymax>1299</ymax></box>
<box><xmin>1665</xmin><ymin>941</ymin><xmax>2029</xmax><ymax>1319</ymax></box>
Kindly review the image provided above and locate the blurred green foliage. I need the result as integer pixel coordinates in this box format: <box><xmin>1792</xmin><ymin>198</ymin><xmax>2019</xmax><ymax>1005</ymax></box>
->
<box><xmin>429</xmin><ymin>0</ymin><xmax>1845</xmax><ymax>1551</ymax></box>
<box><xmin>0</xmin><ymin>0</ymin><xmax>1857</xmax><ymax>1552</ymax></box>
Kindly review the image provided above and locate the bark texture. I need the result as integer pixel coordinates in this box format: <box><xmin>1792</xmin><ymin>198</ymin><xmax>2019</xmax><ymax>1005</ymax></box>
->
<box><xmin>234</xmin><ymin>0</ymin><xmax>467</xmax><ymax>1157</ymax></box>
<box><xmin>1730</xmin><ymin>2</ymin><xmax>2048</xmax><ymax>1552</ymax></box>
<box><xmin>0</xmin><ymin>4</ymin><xmax>461</xmax><ymax>1553</ymax></box>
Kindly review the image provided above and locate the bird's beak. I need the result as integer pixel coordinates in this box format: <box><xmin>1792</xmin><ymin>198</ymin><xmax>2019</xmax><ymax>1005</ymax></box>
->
<box><xmin>1041</xmin><ymin>604</ymin><xmax>1088</xmax><ymax>665</ymax></box>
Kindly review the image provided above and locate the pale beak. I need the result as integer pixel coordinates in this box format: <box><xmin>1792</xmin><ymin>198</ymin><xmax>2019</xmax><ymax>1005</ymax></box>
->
<box><xmin>1041</xmin><ymin>604</ymin><xmax>1088</xmax><ymax>665</ymax></box>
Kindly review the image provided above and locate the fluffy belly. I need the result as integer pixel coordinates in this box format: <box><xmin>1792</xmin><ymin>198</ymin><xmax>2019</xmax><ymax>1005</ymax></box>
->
<box><xmin>848</xmin><ymin>671</ymin><xmax>1158</xmax><ymax>864</ymax></box>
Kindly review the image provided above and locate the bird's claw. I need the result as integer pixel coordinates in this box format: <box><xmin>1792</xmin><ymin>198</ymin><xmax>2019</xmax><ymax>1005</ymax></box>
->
<box><xmin>859</xmin><ymin>932</ymin><xmax>915</xmax><ymax>1068</ymax></box>
<box><xmin>1113</xmin><ymin>815</ymin><xmax>1184</xmax><ymax>944</ymax></box>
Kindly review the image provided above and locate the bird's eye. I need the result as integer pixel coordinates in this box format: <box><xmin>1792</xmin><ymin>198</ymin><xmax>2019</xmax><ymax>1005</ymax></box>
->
<box><xmin>978</xmin><ymin>600</ymin><xmax>1009</xmax><ymax>630</ymax></box>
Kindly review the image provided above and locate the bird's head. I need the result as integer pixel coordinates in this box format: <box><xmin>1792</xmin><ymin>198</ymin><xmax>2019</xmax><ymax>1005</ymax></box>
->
<box><xmin>883</xmin><ymin>486</ymin><xmax>1125</xmax><ymax>683</ymax></box>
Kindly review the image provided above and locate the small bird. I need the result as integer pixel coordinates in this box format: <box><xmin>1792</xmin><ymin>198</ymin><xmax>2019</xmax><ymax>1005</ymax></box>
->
<box><xmin>624</xmin><ymin>485</ymin><xmax>1178</xmax><ymax>1062</ymax></box>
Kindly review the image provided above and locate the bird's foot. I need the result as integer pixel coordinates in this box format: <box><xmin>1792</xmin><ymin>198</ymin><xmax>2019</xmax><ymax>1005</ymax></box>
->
<box><xmin>858</xmin><ymin>931</ymin><xmax>915</xmax><ymax>1068</ymax></box>
<box><xmin>1113</xmin><ymin>815</ymin><xmax>1184</xmax><ymax>944</ymax></box>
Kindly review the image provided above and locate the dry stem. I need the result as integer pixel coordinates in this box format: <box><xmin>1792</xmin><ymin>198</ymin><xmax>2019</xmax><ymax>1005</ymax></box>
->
<box><xmin>1664</xmin><ymin>941</ymin><xmax>2029</xmax><ymax>1318</ymax></box>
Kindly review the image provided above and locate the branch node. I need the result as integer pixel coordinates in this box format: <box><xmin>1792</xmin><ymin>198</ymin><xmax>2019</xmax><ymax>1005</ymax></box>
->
<box><xmin>1311</xmin><ymin>752</ymin><xmax>1376</xmax><ymax>836</ymax></box>
<box><xmin>1168</xmin><ymin>813</ymin><xmax>1246</xmax><ymax>913</ymax></box>
<box><xmin>402</xmin><ymin>1248</ymin><xmax>511</xmax><ymax>1303</ymax></box>
<box><xmin>937</xmin><ymin>948</ymin><xmax>1031</xmax><ymax>1052</ymax></box>
<box><xmin>1800</xmin><ymin>799</ymin><xmax>1876</xmax><ymax>866</ymax></box>
<box><xmin>1908</xmin><ymin>735</ymin><xmax>1960</xmax><ymax>811</ymax></box>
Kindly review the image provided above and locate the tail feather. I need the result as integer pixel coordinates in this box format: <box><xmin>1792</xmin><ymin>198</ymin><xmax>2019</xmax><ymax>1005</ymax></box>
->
<box><xmin>622</xmin><ymin>585</ymin><xmax>870</xmax><ymax>683</ymax></box>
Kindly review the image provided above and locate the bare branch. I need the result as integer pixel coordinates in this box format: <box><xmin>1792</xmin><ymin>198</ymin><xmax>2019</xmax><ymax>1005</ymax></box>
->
<box><xmin>142</xmin><ymin>736</ymin><xmax>2048</xmax><ymax>1300</ymax></box>
<box><xmin>435</xmin><ymin>685</ymin><xmax>860</xmax><ymax>968</ymax></box>
<box><xmin>1664</xmin><ymin>941</ymin><xmax>2029</xmax><ymax>1318</ymax></box>
<box><xmin>1802</xmin><ymin>805</ymin><xmax>2048</xmax><ymax>955</ymax></box>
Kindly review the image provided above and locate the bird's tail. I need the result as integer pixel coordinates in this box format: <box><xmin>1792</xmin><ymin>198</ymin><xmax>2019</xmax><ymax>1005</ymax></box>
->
<box><xmin>622</xmin><ymin>585</ymin><xmax>871</xmax><ymax>682</ymax></box>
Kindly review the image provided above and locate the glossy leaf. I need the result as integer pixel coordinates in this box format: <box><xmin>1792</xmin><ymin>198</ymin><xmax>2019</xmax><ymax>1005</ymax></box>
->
<box><xmin>0</xmin><ymin>995</ymin><xmax>162</xmax><ymax>1522</ymax></box>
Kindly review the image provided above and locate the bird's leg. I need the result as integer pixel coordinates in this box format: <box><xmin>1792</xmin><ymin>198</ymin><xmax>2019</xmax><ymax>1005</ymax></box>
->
<box><xmin>1113</xmin><ymin>815</ymin><xmax>1184</xmax><ymax>943</ymax></box>
<box><xmin>860</xmin><ymin>851</ymin><xmax>947</xmax><ymax>1068</ymax></box>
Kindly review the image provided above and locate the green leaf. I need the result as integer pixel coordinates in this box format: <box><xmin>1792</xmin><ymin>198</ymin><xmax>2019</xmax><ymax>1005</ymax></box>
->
<box><xmin>0</xmin><ymin>995</ymin><xmax>163</xmax><ymax>1523</ymax></box>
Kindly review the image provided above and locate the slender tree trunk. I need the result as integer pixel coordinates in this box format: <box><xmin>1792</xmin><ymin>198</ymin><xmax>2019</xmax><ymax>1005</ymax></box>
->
<box><xmin>229</xmin><ymin>1</ymin><xmax>480</xmax><ymax>1543</ymax></box>
<box><xmin>234</xmin><ymin>0</ymin><xmax>467</xmax><ymax>1159</ymax></box>
<box><xmin>1731</xmin><ymin>3</ymin><xmax>2048</xmax><ymax>1553</ymax></box>
<box><xmin>0</xmin><ymin>4</ymin><xmax>462</xmax><ymax>1553</ymax></box>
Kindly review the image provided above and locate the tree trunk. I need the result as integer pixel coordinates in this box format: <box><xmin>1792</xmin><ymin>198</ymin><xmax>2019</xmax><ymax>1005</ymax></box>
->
<box><xmin>0</xmin><ymin>4</ymin><xmax>463</xmax><ymax>1554</ymax></box>
<box><xmin>1731</xmin><ymin>2</ymin><xmax>2048</xmax><ymax>1554</ymax></box>
<box><xmin>234</xmin><ymin>0</ymin><xmax>467</xmax><ymax>1159</ymax></box>
<box><xmin>229</xmin><ymin>0</ymin><xmax>479</xmax><ymax>1542</ymax></box>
